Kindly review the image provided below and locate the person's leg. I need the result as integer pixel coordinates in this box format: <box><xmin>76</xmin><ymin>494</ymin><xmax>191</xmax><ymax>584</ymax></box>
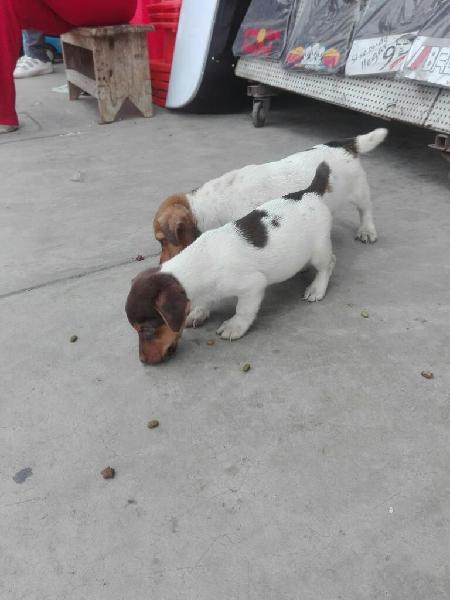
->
<box><xmin>0</xmin><ymin>0</ymin><xmax>70</xmax><ymax>127</ymax></box>
<box><xmin>14</xmin><ymin>29</ymin><xmax>54</xmax><ymax>79</ymax></box>
<box><xmin>1</xmin><ymin>0</ymin><xmax>136</xmax><ymax>128</ymax></box>
<box><xmin>23</xmin><ymin>30</ymin><xmax>50</xmax><ymax>62</ymax></box>
<box><xmin>0</xmin><ymin>0</ymin><xmax>23</xmax><ymax>126</ymax></box>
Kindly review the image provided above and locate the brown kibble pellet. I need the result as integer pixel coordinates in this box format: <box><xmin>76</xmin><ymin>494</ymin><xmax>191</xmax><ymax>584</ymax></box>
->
<box><xmin>207</xmin><ymin>339</ymin><xmax>215</xmax><ymax>346</ymax></box>
<box><xmin>147</xmin><ymin>419</ymin><xmax>159</xmax><ymax>429</ymax></box>
<box><xmin>421</xmin><ymin>371</ymin><xmax>434</xmax><ymax>379</ymax></box>
<box><xmin>70</xmin><ymin>335</ymin><xmax>78</xmax><ymax>343</ymax></box>
<box><xmin>242</xmin><ymin>363</ymin><xmax>251</xmax><ymax>373</ymax></box>
<box><xmin>101</xmin><ymin>466</ymin><xmax>115</xmax><ymax>479</ymax></box>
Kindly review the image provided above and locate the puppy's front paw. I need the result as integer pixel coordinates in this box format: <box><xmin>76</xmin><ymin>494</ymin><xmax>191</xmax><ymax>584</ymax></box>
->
<box><xmin>185</xmin><ymin>306</ymin><xmax>210</xmax><ymax>328</ymax></box>
<box><xmin>217</xmin><ymin>316</ymin><xmax>250</xmax><ymax>340</ymax></box>
<box><xmin>355</xmin><ymin>226</ymin><xmax>377</xmax><ymax>244</ymax></box>
<box><xmin>303</xmin><ymin>284</ymin><xmax>326</xmax><ymax>302</ymax></box>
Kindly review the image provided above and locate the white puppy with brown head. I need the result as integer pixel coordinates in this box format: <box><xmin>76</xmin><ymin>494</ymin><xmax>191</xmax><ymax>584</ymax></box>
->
<box><xmin>128</xmin><ymin>162</ymin><xmax>335</xmax><ymax>364</ymax></box>
<box><xmin>154</xmin><ymin>128</ymin><xmax>388</xmax><ymax>262</ymax></box>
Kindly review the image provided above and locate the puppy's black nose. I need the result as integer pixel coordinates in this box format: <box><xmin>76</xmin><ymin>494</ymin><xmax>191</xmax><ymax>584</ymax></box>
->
<box><xmin>167</xmin><ymin>345</ymin><xmax>177</xmax><ymax>357</ymax></box>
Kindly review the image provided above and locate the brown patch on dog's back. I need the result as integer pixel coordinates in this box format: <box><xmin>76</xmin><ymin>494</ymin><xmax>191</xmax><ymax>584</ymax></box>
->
<box><xmin>271</xmin><ymin>216</ymin><xmax>281</xmax><ymax>227</ymax></box>
<box><xmin>284</xmin><ymin>161</ymin><xmax>331</xmax><ymax>201</ymax></box>
<box><xmin>235</xmin><ymin>209</ymin><xmax>268</xmax><ymax>248</ymax></box>
<box><xmin>326</xmin><ymin>137</ymin><xmax>358</xmax><ymax>157</ymax></box>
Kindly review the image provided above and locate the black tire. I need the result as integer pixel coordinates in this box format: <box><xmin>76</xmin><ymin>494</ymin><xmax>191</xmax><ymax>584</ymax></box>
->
<box><xmin>252</xmin><ymin>100</ymin><xmax>266</xmax><ymax>128</ymax></box>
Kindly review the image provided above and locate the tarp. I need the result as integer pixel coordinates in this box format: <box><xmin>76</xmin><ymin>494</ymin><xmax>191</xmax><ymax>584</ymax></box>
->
<box><xmin>284</xmin><ymin>0</ymin><xmax>361</xmax><ymax>73</ymax></box>
<box><xmin>233</xmin><ymin>0</ymin><xmax>296</xmax><ymax>59</ymax></box>
<box><xmin>400</xmin><ymin>1</ymin><xmax>450</xmax><ymax>88</ymax></box>
<box><xmin>345</xmin><ymin>0</ymin><xmax>442</xmax><ymax>76</ymax></box>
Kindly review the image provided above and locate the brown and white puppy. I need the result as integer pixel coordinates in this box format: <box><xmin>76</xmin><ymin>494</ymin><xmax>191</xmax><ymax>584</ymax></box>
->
<box><xmin>153</xmin><ymin>128</ymin><xmax>388</xmax><ymax>263</ymax></box>
<box><xmin>153</xmin><ymin>194</ymin><xmax>200</xmax><ymax>263</ymax></box>
<box><xmin>131</xmin><ymin>162</ymin><xmax>335</xmax><ymax>364</ymax></box>
<box><xmin>125</xmin><ymin>268</ymin><xmax>190</xmax><ymax>364</ymax></box>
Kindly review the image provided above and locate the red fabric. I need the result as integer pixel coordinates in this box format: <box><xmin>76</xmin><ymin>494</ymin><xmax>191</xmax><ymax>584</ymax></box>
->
<box><xmin>0</xmin><ymin>0</ymin><xmax>137</xmax><ymax>125</ymax></box>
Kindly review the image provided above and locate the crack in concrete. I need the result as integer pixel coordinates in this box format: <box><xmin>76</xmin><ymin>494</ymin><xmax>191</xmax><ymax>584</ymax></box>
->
<box><xmin>0</xmin><ymin>252</ymin><xmax>158</xmax><ymax>301</ymax></box>
<box><xmin>0</xmin><ymin>130</ymin><xmax>85</xmax><ymax>146</ymax></box>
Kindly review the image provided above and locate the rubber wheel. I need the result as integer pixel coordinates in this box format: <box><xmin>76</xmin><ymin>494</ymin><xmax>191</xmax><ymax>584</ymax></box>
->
<box><xmin>252</xmin><ymin>100</ymin><xmax>266</xmax><ymax>128</ymax></box>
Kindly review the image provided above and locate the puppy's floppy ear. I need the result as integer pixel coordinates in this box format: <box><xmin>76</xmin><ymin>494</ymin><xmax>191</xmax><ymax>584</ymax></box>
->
<box><xmin>154</xmin><ymin>278</ymin><xmax>189</xmax><ymax>332</ymax></box>
<box><xmin>158</xmin><ymin>204</ymin><xmax>197</xmax><ymax>247</ymax></box>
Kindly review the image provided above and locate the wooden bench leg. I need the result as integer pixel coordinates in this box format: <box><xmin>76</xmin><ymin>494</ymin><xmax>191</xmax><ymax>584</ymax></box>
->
<box><xmin>93</xmin><ymin>33</ymin><xmax>152</xmax><ymax>123</ymax></box>
<box><xmin>68</xmin><ymin>81</ymin><xmax>83</xmax><ymax>100</ymax></box>
<box><xmin>97</xmin><ymin>87</ymin><xmax>123</xmax><ymax>123</ymax></box>
<box><xmin>127</xmin><ymin>33</ymin><xmax>153</xmax><ymax>118</ymax></box>
<box><xmin>128</xmin><ymin>79</ymin><xmax>153</xmax><ymax>118</ymax></box>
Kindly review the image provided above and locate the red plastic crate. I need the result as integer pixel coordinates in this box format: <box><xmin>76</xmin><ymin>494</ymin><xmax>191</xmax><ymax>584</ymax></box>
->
<box><xmin>151</xmin><ymin>73</ymin><xmax>170</xmax><ymax>85</ymax></box>
<box><xmin>131</xmin><ymin>0</ymin><xmax>182</xmax><ymax>107</ymax></box>
<box><xmin>152</xmin><ymin>89</ymin><xmax>167</xmax><ymax>107</ymax></box>
<box><xmin>148</xmin><ymin>23</ymin><xmax>177</xmax><ymax>63</ymax></box>
<box><xmin>150</xmin><ymin>63</ymin><xmax>171</xmax><ymax>83</ymax></box>
<box><xmin>148</xmin><ymin>0</ymin><xmax>181</xmax><ymax>9</ymax></box>
<box><xmin>150</xmin><ymin>60</ymin><xmax>171</xmax><ymax>73</ymax></box>
<box><xmin>151</xmin><ymin>78</ymin><xmax>169</xmax><ymax>91</ymax></box>
<box><xmin>152</xmin><ymin>86</ymin><xmax>167</xmax><ymax>95</ymax></box>
<box><xmin>149</xmin><ymin>13</ymin><xmax>179</xmax><ymax>23</ymax></box>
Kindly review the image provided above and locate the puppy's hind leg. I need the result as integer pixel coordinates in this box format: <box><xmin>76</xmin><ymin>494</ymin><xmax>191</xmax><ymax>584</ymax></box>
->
<box><xmin>217</xmin><ymin>274</ymin><xmax>266</xmax><ymax>340</ymax></box>
<box><xmin>351</xmin><ymin>173</ymin><xmax>378</xmax><ymax>243</ymax></box>
<box><xmin>304</xmin><ymin>240</ymin><xmax>336</xmax><ymax>302</ymax></box>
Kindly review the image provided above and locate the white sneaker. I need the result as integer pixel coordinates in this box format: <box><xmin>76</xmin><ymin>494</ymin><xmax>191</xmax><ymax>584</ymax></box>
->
<box><xmin>14</xmin><ymin>56</ymin><xmax>53</xmax><ymax>79</ymax></box>
<box><xmin>0</xmin><ymin>124</ymin><xmax>19</xmax><ymax>134</ymax></box>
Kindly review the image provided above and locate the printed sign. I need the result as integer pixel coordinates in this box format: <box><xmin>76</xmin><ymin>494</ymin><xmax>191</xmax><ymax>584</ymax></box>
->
<box><xmin>345</xmin><ymin>0</ymin><xmax>442</xmax><ymax>76</ymax></box>
<box><xmin>401</xmin><ymin>37</ymin><xmax>450</xmax><ymax>87</ymax></box>
<box><xmin>346</xmin><ymin>32</ymin><xmax>417</xmax><ymax>75</ymax></box>
<box><xmin>399</xmin><ymin>1</ymin><xmax>450</xmax><ymax>87</ymax></box>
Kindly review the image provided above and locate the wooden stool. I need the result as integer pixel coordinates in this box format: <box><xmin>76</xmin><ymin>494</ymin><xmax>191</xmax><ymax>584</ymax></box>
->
<box><xmin>61</xmin><ymin>24</ymin><xmax>155</xmax><ymax>123</ymax></box>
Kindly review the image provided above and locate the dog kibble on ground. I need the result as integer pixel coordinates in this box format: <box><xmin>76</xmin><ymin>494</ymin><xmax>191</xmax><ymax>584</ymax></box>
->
<box><xmin>70</xmin><ymin>171</ymin><xmax>83</xmax><ymax>182</ymax></box>
<box><xmin>242</xmin><ymin>363</ymin><xmax>251</xmax><ymax>373</ymax></box>
<box><xmin>207</xmin><ymin>339</ymin><xmax>215</xmax><ymax>346</ymax></box>
<box><xmin>421</xmin><ymin>371</ymin><xmax>434</xmax><ymax>379</ymax></box>
<box><xmin>135</xmin><ymin>255</ymin><xmax>145</xmax><ymax>261</ymax></box>
<box><xmin>70</xmin><ymin>335</ymin><xmax>78</xmax><ymax>343</ymax></box>
<box><xmin>101</xmin><ymin>466</ymin><xmax>115</xmax><ymax>479</ymax></box>
<box><xmin>147</xmin><ymin>419</ymin><xmax>159</xmax><ymax>429</ymax></box>
<box><xmin>360</xmin><ymin>309</ymin><xmax>369</xmax><ymax>318</ymax></box>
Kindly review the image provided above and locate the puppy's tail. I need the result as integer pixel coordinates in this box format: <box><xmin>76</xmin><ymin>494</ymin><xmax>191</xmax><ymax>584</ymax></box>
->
<box><xmin>356</xmin><ymin>128</ymin><xmax>388</xmax><ymax>154</ymax></box>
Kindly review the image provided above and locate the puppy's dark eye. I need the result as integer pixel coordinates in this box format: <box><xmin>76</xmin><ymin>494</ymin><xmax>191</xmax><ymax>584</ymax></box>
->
<box><xmin>140</xmin><ymin>327</ymin><xmax>156</xmax><ymax>341</ymax></box>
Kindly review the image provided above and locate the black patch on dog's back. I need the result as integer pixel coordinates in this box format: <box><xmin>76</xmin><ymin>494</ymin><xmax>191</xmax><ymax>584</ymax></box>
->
<box><xmin>284</xmin><ymin>161</ymin><xmax>331</xmax><ymax>201</ymax></box>
<box><xmin>235</xmin><ymin>209</ymin><xmax>268</xmax><ymax>248</ymax></box>
<box><xmin>271</xmin><ymin>216</ymin><xmax>281</xmax><ymax>227</ymax></box>
<box><xmin>326</xmin><ymin>137</ymin><xmax>358</xmax><ymax>156</ymax></box>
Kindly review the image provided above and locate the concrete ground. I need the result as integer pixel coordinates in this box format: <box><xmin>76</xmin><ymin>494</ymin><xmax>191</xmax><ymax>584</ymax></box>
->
<box><xmin>1</xmin><ymin>65</ymin><xmax>450</xmax><ymax>600</ymax></box>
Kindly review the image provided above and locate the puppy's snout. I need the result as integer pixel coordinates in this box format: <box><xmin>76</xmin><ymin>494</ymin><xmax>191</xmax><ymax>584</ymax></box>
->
<box><xmin>139</xmin><ymin>345</ymin><xmax>163</xmax><ymax>365</ymax></box>
<box><xmin>167</xmin><ymin>344</ymin><xmax>177</xmax><ymax>357</ymax></box>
